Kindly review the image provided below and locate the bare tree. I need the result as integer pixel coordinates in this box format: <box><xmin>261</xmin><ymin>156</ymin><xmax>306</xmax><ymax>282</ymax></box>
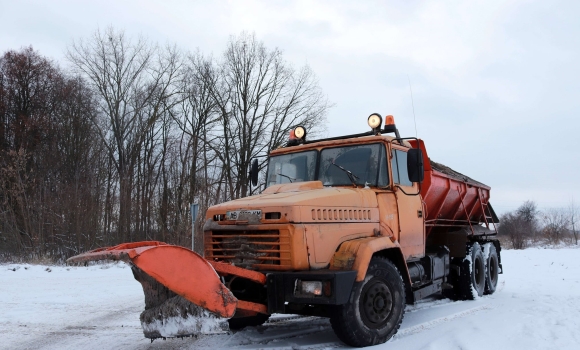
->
<box><xmin>517</xmin><ymin>200</ymin><xmax>539</xmax><ymax>241</ymax></box>
<box><xmin>0</xmin><ymin>47</ymin><xmax>59</xmax><ymax>156</ymax></box>
<box><xmin>67</xmin><ymin>28</ymin><xmax>183</xmax><ymax>242</ymax></box>
<box><xmin>567</xmin><ymin>200</ymin><xmax>578</xmax><ymax>245</ymax></box>
<box><xmin>498</xmin><ymin>201</ymin><xmax>542</xmax><ymax>249</ymax></box>
<box><xmin>207</xmin><ymin>32</ymin><xmax>330</xmax><ymax>199</ymax></box>
<box><xmin>541</xmin><ymin>208</ymin><xmax>569</xmax><ymax>245</ymax></box>
<box><xmin>499</xmin><ymin>211</ymin><xmax>528</xmax><ymax>249</ymax></box>
<box><xmin>171</xmin><ymin>52</ymin><xmax>221</xmax><ymax>249</ymax></box>
<box><xmin>0</xmin><ymin>47</ymin><xmax>102</xmax><ymax>260</ymax></box>
<box><xmin>51</xmin><ymin>76</ymin><xmax>102</xmax><ymax>255</ymax></box>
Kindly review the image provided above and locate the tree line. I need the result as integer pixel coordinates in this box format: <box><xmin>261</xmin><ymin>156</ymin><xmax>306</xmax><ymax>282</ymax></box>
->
<box><xmin>498</xmin><ymin>200</ymin><xmax>579</xmax><ymax>249</ymax></box>
<box><xmin>0</xmin><ymin>28</ymin><xmax>329</xmax><ymax>262</ymax></box>
<box><xmin>5</xmin><ymin>27</ymin><xmax>570</xmax><ymax>263</ymax></box>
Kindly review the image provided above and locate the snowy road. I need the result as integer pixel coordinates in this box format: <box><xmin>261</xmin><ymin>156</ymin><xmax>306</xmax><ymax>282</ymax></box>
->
<box><xmin>2</xmin><ymin>247</ymin><xmax>579</xmax><ymax>350</ymax></box>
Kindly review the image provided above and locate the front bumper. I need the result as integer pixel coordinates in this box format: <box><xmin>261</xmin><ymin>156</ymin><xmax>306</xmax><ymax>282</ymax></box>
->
<box><xmin>266</xmin><ymin>270</ymin><xmax>357</xmax><ymax>314</ymax></box>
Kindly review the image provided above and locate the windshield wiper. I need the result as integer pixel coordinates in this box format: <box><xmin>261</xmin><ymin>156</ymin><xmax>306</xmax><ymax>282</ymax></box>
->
<box><xmin>331</xmin><ymin>161</ymin><xmax>359</xmax><ymax>188</ymax></box>
<box><xmin>277</xmin><ymin>172</ymin><xmax>295</xmax><ymax>183</ymax></box>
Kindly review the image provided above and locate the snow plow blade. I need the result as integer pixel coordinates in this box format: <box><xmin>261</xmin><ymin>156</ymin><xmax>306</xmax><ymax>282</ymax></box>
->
<box><xmin>67</xmin><ymin>241</ymin><xmax>267</xmax><ymax>339</ymax></box>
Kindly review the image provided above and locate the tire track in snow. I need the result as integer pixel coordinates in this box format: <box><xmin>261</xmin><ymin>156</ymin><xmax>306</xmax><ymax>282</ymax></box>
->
<box><xmin>393</xmin><ymin>283</ymin><xmax>506</xmax><ymax>341</ymax></box>
<box><xmin>235</xmin><ymin>316</ymin><xmax>331</xmax><ymax>343</ymax></box>
<box><xmin>12</xmin><ymin>302</ymin><xmax>144</xmax><ymax>350</ymax></box>
<box><xmin>397</xmin><ymin>279</ymin><xmax>506</xmax><ymax>339</ymax></box>
<box><xmin>211</xmin><ymin>314</ymin><xmax>319</xmax><ymax>348</ymax></box>
<box><xmin>395</xmin><ymin>304</ymin><xmax>492</xmax><ymax>339</ymax></box>
<box><xmin>198</xmin><ymin>316</ymin><xmax>342</xmax><ymax>349</ymax></box>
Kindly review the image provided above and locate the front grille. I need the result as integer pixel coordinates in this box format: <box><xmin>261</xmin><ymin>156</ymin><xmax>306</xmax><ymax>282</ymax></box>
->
<box><xmin>205</xmin><ymin>230</ymin><xmax>291</xmax><ymax>270</ymax></box>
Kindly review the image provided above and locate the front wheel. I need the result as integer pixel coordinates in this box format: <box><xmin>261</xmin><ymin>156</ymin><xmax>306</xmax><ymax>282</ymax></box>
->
<box><xmin>330</xmin><ymin>257</ymin><xmax>406</xmax><ymax>347</ymax></box>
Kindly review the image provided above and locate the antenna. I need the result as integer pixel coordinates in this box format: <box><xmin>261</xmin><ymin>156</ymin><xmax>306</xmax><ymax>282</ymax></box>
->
<box><xmin>407</xmin><ymin>74</ymin><xmax>418</xmax><ymax>138</ymax></box>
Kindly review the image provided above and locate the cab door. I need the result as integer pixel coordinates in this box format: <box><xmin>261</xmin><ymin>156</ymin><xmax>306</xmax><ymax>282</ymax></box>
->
<box><xmin>391</xmin><ymin>146</ymin><xmax>425</xmax><ymax>260</ymax></box>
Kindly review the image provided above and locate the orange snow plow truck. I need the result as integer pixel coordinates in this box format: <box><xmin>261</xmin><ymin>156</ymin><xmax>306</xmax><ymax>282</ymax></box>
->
<box><xmin>68</xmin><ymin>114</ymin><xmax>501</xmax><ymax>347</ymax></box>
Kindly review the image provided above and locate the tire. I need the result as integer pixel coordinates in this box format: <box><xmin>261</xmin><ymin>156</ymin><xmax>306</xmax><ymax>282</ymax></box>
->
<box><xmin>330</xmin><ymin>257</ymin><xmax>406</xmax><ymax>347</ymax></box>
<box><xmin>227</xmin><ymin>313</ymin><xmax>270</xmax><ymax>330</ymax></box>
<box><xmin>484</xmin><ymin>243</ymin><xmax>499</xmax><ymax>295</ymax></box>
<box><xmin>456</xmin><ymin>242</ymin><xmax>486</xmax><ymax>300</ymax></box>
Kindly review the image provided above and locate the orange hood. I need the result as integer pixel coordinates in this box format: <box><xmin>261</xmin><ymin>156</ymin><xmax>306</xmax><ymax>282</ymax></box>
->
<box><xmin>206</xmin><ymin>181</ymin><xmax>378</xmax><ymax>223</ymax></box>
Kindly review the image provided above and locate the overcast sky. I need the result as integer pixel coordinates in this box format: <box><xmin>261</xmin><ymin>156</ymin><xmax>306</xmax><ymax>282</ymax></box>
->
<box><xmin>1</xmin><ymin>0</ymin><xmax>579</xmax><ymax>215</ymax></box>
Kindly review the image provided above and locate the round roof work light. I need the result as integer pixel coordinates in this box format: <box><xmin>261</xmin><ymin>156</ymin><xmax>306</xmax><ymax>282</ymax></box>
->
<box><xmin>368</xmin><ymin>113</ymin><xmax>383</xmax><ymax>134</ymax></box>
<box><xmin>294</xmin><ymin>126</ymin><xmax>306</xmax><ymax>140</ymax></box>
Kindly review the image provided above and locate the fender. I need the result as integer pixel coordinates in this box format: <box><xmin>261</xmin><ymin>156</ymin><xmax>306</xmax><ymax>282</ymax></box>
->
<box><xmin>329</xmin><ymin>236</ymin><xmax>412</xmax><ymax>289</ymax></box>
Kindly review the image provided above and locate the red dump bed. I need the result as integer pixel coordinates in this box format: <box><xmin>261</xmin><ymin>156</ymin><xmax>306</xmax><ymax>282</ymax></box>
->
<box><xmin>409</xmin><ymin>140</ymin><xmax>496</xmax><ymax>236</ymax></box>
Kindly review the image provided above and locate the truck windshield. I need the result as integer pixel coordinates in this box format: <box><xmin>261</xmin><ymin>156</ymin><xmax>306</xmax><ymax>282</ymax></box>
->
<box><xmin>318</xmin><ymin>144</ymin><xmax>387</xmax><ymax>187</ymax></box>
<box><xmin>267</xmin><ymin>150</ymin><xmax>317</xmax><ymax>186</ymax></box>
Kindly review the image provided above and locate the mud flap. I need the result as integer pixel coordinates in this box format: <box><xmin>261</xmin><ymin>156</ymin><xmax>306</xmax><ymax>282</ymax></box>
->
<box><xmin>67</xmin><ymin>241</ymin><xmax>249</xmax><ymax>339</ymax></box>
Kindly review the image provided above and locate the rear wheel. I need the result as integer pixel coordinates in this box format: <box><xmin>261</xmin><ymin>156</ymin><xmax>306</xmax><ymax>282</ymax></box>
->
<box><xmin>330</xmin><ymin>257</ymin><xmax>405</xmax><ymax>347</ymax></box>
<box><xmin>484</xmin><ymin>243</ymin><xmax>499</xmax><ymax>294</ymax></box>
<box><xmin>456</xmin><ymin>242</ymin><xmax>486</xmax><ymax>300</ymax></box>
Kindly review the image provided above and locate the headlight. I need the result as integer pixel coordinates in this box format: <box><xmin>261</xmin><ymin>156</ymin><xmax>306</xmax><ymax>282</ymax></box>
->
<box><xmin>368</xmin><ymin>113</ymin><xmax>383</xmax><ymax>129</ymax></box>
<box><xmin>294</xmin><ymin>280</ymin><xmax>323</xmax><ymax>296</ymax></box>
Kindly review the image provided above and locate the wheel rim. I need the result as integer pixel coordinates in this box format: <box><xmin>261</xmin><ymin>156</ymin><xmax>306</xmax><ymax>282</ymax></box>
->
<box><xmin>360</xmin><ymin>279</ymin><xmax>393</xmax><ymax>328</ymax></box>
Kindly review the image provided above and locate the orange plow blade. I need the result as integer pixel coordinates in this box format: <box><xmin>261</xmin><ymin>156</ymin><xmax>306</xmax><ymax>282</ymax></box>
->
<box><xmin>67</xmin><ymin>241</ymin><xmax>267</xmax><ymax>339</ymax></box>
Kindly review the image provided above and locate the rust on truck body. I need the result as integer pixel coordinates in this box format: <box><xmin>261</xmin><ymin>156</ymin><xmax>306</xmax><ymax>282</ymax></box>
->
<box><xmin>330</xmin><ymin>236</ymin><xmax>403</xmax><ymax>281</ymax></box>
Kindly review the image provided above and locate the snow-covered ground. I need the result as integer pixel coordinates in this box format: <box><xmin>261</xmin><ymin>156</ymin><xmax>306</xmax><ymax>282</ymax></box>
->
<box><xmin>1</xmin><ymin>247</ymin><xmax>579</xmax><ymax>350</ymax></box>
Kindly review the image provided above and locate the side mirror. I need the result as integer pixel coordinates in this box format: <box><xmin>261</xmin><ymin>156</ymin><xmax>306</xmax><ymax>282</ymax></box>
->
<box><xmin>250</xmin><ymin>159</ymin><xmax>259</xmax><ymax>186</ymax></box>
<box><xmin>407</xmin><ymin>148</ymin><xmax>424</xmax><ymax>183</ymax></box>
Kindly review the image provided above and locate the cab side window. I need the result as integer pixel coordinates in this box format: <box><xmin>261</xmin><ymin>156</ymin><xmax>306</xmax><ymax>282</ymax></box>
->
<box><xmin>391</xmin><ymin>149</ymin><xmax>413</xmax><ymax>187</ymax></box>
